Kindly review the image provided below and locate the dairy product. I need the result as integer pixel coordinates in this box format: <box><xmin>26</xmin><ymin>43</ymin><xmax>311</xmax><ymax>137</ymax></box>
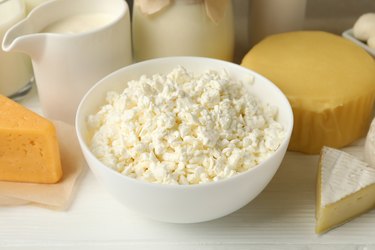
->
<box><xmin>42</xmin><ymin>13</ymin><xmax>115</xmax><ymax>34</ymax></box>
<box><xmin>0</xmin><ymin>0</ymin><xmax>33</xmax><ymax>97</ymax></box>
<box><xmin>2</xmin><ymin>0</ymin><xmax>132</xmax><ymax>125</ymax></box>
<box><xmin>132</xmin><ymin>1</ymin><xmax>234</xmax><ymax>61</ymax></box>
<box><xmin>365</xmin><ymin>118</ymin><xmax>375</xmax><ymax>167</ymax></box>
<box><xmin>0</xmin><ymin>95</ymin><xmax>62</xmax><ymax>184</ymax></box>
<box><xmin>316</xmin><ymin>147</ymin><xmax>375</xmax><ymax>234</ymax></box>
<box><xmin>88</xmin><ymin>66</ymin><xmax>285</xmax><ymax>185</ymax></box>
<box><xmin>241</xmin><ymin>31</ymin><xmax>375</xmax><ymax>154</ymax></box>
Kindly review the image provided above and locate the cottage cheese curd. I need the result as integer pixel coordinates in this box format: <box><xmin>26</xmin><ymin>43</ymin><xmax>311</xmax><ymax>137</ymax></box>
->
<box><xmin>88</xmin><ymin>66</ymin><xmax>285</xmax><ymax>185</ymax></box>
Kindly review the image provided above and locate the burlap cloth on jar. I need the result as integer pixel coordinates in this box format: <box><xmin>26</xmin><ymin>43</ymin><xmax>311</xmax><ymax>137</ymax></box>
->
<box><xmin>135</xmin><ymin>0</ymin><xmax>229</xmax><ymax>23</ymax></box>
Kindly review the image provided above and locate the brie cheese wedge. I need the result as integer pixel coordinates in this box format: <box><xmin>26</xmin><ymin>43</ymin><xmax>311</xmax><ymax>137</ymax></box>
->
<box><xmin>316</xmin><ymin>146</ymin><xmax>375</xmax><ymax>234</ymax></box>
<box><xmin>365</xmin><ymin>118</ymin><xmax>375</xmax><ymax>167</ymax></box>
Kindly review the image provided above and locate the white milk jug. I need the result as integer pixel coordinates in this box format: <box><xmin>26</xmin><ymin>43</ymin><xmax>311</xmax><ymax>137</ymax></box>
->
<box><xmin>2</xmin><ymin>0</ymin><xmax>132</xmax><ymax>124</ymax></box>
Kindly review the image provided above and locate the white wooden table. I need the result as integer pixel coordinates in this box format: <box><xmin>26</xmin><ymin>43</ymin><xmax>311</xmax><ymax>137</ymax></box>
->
<box><xmin>1</xmin><ymin>84</ymin><xmax>375</xmax><ymax>250</ymax></box>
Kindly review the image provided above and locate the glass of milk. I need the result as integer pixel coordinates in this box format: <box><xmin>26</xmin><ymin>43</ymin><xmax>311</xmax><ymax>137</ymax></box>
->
<box><xmin>0</xmin><ymin>0</ymin><xmax>33</xmax><ymax>100</ymax></box>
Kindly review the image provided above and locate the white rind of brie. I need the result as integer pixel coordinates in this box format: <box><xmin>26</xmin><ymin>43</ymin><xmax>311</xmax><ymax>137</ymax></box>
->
<box><xmin>321</xmin><ymin>146</ymin><xmax>375</xmax><ymax>207</ymax></box>
<box><xmin>316</xmin><ymin>146</ymin><xmax>375</xmax><ymax>234</ymax></box>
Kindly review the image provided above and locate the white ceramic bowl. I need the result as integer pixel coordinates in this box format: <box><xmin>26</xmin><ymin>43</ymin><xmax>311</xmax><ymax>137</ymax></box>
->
<box><xmin>75</xmin><ymin>57</ymin><xmax>293</xmax><ymax>223</ymax></box>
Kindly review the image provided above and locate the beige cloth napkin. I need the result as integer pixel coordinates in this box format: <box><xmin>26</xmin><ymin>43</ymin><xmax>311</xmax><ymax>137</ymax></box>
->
<box><xmin>135</xmin><ymin>0</ymin><xmax>230</xmax><ymax>23</ymax></box>
<box><xmin>0</xmin><ymin>121</ymin><xmax>86</xmax><ymax>209</ymax></box>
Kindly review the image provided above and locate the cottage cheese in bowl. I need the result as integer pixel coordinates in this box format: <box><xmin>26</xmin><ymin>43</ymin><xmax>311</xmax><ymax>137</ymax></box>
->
<box><xmin>87</xmin><ymin>66</ymin><xmax>285</xmax><ymax>185</ymax></box>
<box><xmin>76</xmin><ymin>57</ymin><xmax>293</xmax><ymax>223</ymax></box>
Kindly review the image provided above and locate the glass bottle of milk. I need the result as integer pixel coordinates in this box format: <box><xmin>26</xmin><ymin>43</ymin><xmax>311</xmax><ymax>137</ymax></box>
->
<box><xmin>0</xmin><ymin>0</ymin><xmax>33</xmax><ymax>99</ymax></box>
<box><xmin>132</xmin><ymin>0</ymin><xmax>235</xmax><ymax>62</ymax></box>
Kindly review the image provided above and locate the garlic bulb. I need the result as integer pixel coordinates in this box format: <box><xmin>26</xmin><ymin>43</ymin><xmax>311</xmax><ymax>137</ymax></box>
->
<box><xmin>353</xmin><ymin>13</ymin><xmax>375</xmax><ymax>42</ymax></box>
<box><xmin>368</xmin><ymin>36</ymin><xmax>375</xmax><ymax>49</ymax></box>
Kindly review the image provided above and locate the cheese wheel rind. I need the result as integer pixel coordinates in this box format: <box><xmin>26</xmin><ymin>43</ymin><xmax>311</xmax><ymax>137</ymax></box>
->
<box><xmin>241</xmin><ymin>31</ymin><xmax>375</xmax><ymax>154</ymax></box>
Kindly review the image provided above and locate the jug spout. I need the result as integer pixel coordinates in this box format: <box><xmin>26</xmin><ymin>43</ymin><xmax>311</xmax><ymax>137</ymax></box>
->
<box><xmin>2</xmin><ymin>18</ymin><xmax>44</xmax><ymax>60</ymax></box>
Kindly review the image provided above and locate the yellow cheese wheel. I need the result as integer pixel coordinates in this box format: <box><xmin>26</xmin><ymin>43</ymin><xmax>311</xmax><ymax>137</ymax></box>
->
<box><xmin>0</xmin><ymin>95</ymin><xmax>62</xmax><ymax>183</ymax></box>
<box><xmin>241</xmin><ymin>31</ymin><xmax>375</xmax><ymax>154</ymax></box>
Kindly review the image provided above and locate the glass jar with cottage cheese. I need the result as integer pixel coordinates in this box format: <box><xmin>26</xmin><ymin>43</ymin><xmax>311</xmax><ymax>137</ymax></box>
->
<box><xmin>132</xmin><ymin>0</ymin><xmax>235</xmax><ymax>62</ymax></box>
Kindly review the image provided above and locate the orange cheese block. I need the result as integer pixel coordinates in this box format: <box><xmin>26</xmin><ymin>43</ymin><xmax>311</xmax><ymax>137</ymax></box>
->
<box><xmin>0</xmin><ymin>95</ymin><xmax>62</xmax><ymax>183</ymax></box>
<box><xmin>241</xmin><ymin>31</ymin><xmax>375</xmax><ymax>154</ymax></box>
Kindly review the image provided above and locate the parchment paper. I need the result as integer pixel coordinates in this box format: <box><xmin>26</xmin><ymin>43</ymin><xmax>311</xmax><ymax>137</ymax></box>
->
<box><xmin>0</xmin><ymin>121</ymin><xmax>86</xmax><ymax>209</ymax></box>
